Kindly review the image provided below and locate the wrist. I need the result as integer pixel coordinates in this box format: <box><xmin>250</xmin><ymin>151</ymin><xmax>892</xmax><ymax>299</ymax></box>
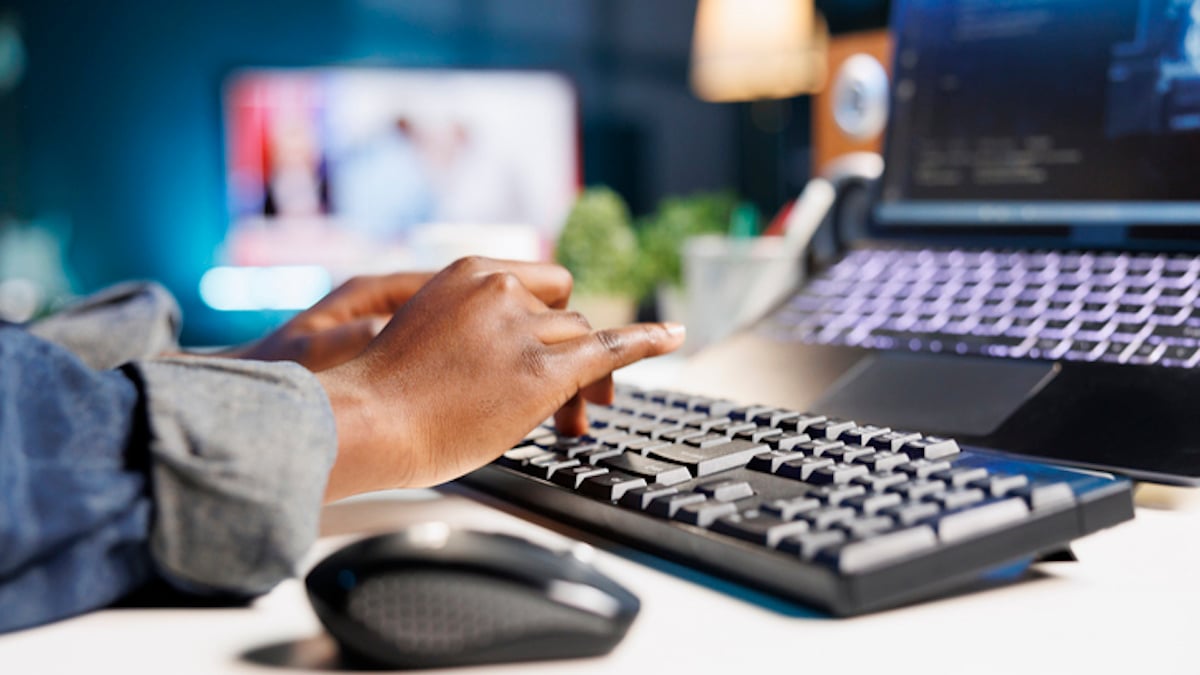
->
<box><xmin>317</xmin><ymin>362</ymin><xmax>384</xmax><ymax>501</ymax></box>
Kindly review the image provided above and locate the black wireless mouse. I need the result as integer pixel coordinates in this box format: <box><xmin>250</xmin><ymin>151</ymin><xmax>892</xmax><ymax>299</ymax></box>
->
<box><xmin>305</xmin><ymin>525</ymin><xmax>640</xmax><ymax>669</ymax></box>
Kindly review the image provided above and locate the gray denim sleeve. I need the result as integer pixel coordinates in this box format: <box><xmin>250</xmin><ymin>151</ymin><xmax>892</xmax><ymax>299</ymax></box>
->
<box><xmin>28</xmin><ymin>281</ymin><xmax>182</xmax><ymax>370</ymax></box>
<box><xmin>127</xmin><ymin>356</ymin><xmax>337</xmax><ymax>596</ymax></box>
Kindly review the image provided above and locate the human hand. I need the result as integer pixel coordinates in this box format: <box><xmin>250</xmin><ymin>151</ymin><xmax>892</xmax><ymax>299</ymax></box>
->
<box><xmin>233</xmin><ymin>272</ymin><xmax>438</xmax><ymax>371</ymax></box>
<box><xmin>316</xmin><ymin>256</ymin><xmax>685</xmax><ymax>500</ymax></box>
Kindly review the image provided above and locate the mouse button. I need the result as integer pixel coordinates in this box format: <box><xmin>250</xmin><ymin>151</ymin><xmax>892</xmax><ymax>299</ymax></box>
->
<box><xmin>341</xmin><ymin>569</ymin><xmax>618</xmax><ymax>665</ymax></box>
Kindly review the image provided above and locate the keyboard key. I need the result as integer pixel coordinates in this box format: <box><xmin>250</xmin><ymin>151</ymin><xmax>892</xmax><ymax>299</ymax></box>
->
<box><xmin>524</xmin><ymin>457</ymin><xmax>580</xmax><ymax>480</ymax></box>
<box><xmin>695</xmin><ymin>479</ymin><xmax>756</xmax><ymax>502</ymax></box>
<box><xmin>552</xmin><ymin>465</ymin><xmax>609</xmax><ymax>489</ymax></box>
<box><xmin>600</xmin><ymin>433</ymin><xmax>647</xmax><ymax>451</ymax></box>
<box><xmin>937</xmin><ymin>498</ymin><xmax>1030</xmax><ymax>543</ymax></box>
<box><xmin>658</xmin><ymin>428</ymin><xmax>705</xmax><ymax>444</ymax></box>
<box><xmin>856</xmin><ymin>451</ymin><xmax>910</xmax><ymax>473</ymax></box>
<box><xmin>713</xmin><ymin>512</ymin><xmax>812</xmax><ymax>548</ymax></box>
<box><xmin>853</xmin><ymin>471</ymin><xmax>909</xmax><ymax>492</ymax></box>
<box><xmin>753</xmin><ymin>409</ymin><xmax>802</xmax><ymax>428</ymax></box>
<box><xmin>771</xmin><ymin>431</ymin><xmax>812</xmax><ymax>451</ymax></box>
<box><xmin>673</xmin><ymin>500</ymin><xmax>739</xmax><ymax>528</ymax></box>
<box><xmin>622</xmin><ymin>438</ymin><xmax>671</xmax><ymax>455</ymax></box>
<box><xmin>892</xmin><ymin>479</ymin><xmax>947</xmax><ymax>501</ymax></box>
<box><xmin>619</xmin><ymin>485</ymin><xmax>679</xmax><ymax>510</ymax></box>
<box><xmin>1012</xmin><ymin>482</ymin><xmax>1076</xmax><ymax>512</ymax></box>
<box><xmin>844</xmin><ymin>491</ymin><xmax>903</xmax><ymax>515</ymax></box>
<box><xmin>898</xmin><ymin>459</ymin><xmax>953</xmax><ymax>479</ymax></box>
<box><xmin>777</xmin><ymin>456</ymin><xmax>835</xmax><ymax>481</ymax></box>
<box><xmin>807</xmin><ymin>463</ymin><xmax>870</xmax><ymax>485</ymax></box>
<box><xmin>971</xmin><ymin>474</ymin><xmax>1030</xmax><ymax>498</ymax></box>
<box><xmin>736</xmin><ymin>427</ymin><xmax>784</xmax><ymax>444</ymax></box>
<box><xmin>883</xmin><ymin>501</ymin><xmax>941</xmax><ymax>527</ymax></box>
<box><xmin>899</xmin><ymin>437</ymin><xmax>961</xmax><ymax>460</ymax></box>
<box><xmin>820</xmin><ymin>444</ymin><xmax>875</xmax><ymax>463</ymax></box>
<box><xmin>660</xmin><ymin>411</ymin><xmax>707</xmax><ymax>426</ymax></box>
<box><xmin>823</xmin><ymin>526</ymin><xmax>938</xmax><ymax>573</ymax></box>
<box><xmin>761</xmin><ymin>496</ymin><xmax>822</xmax><ymax>520</ymax></box>
<box><xmin>807</xmin><ymin>483</ymin><xmax>867</xmax><ymax>506</ymax></box>
<box><xmin>802</xmin><ymin>506</ymin><xmax>857</xmax><ymax>530</ymax></box>
<box><xmin>729</xmin><ymin>405</ymin><xmax>775</xmax><ymax>422</ymax></box>
<box><xmin>778</xmin><ymin>529</ymin><xmax>847</xmax><ymax>559</ymax></box>
<box><xmin>932</xmin><ymin>488</ymin><xmax>986</xmax><ymax>511</ymax></box>
<box><xmin>576</xmin><ymin>446</ymin><xmax>624</xmax><ymax>465</ymax></box>
<box><xmin>748</xmin><ymin>450</ymin><xmax>807</xmax><ymax>474</ymax></box>
<box><xmin>649</xmin><ymin>439</ymin><xmax>767</xmax><ymax>477</ymax></box>
<box><xmin>933</xmin><ymin>466</ymin><xmax>989</xmax><ymax>488</ymax></box>
<box><xmin>793</xmin><ymin>439</ymin><xmax>846</xmax><ymax>456</ymax></box>
<box><xmin>647</xmin><ymin>423</ymin><xmax>684</xmax><ymax>439</ymax></box>
<box><xmin>690</xmin><ymin>399</ymin><xmax>738</xmax><ymax>417</ymax></box>
<box><xmin>683</xmin><ymin>433</ymin><xmax>737</xmax><ymax>448</ymax></box>
<box><xmin>647</xmin><ymin>492</ymin><xmax>707</xmax><ymax>519</ymax></box>
<box><xmin>806</xmin><ymin>418</ymin><xmax>857</xmax><ymax>439</ymax></box>
<box><xmin>836</xmin><ymin>515</ymin><xmax>896</xmax><ymax>540</ymax></box>
<box><xmin>779</xmin><ymin>414</ymin><xmax>828</xmax><ymax>433</ymax></box>
<box><xmin>708</xmin><ymin>421</ymin><xmax>757</xmax><ymax>436</ymax></box>
<box><xmin>579</xmin><ymin>472</ymin><xmax>648</xmax><ymax>501</ymax></box>
<box><xmin>601</xmin><ymin>452</ymin><xmax>693</xmax><ymax>486</ymax></box>
<box><xmin>838</xmin><ymin>425</ymin><xmax>891</xmax><ymax>445</ymax></box>
<box><xmin>520</xmin><ymin>427</ymin><xmax>555</xmax><ymax>444</ymax></box>
<box><xmin>499</xmin><ymin>446</ymin><xmax>557</xmax><ymax>468</ymax></box>
<box><xmin>690</xmin><ymin>415</ymin><xmax>733</xmax><ymax>432</ymax></box>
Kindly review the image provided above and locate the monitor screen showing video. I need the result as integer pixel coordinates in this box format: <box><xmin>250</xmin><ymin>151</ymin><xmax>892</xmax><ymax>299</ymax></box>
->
<box><xmin>221</xmin><ymin>68</ymin><xmax>579</xmax><ymax>274</ymax></box>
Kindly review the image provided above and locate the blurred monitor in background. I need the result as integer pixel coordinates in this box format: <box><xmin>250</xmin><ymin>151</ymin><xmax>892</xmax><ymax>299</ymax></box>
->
<box><xmin>211</xmin><ymin>69</ymin><xmax>578</xmax><ymax>310</ymax></box>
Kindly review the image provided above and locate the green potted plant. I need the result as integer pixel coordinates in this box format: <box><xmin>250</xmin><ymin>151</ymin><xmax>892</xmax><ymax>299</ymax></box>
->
<box><xmin>635</xmin><ymin>190</ymin><xmax>738</xmax><ymax>322</ymax></box>
<box><xmin>555</xmin><ymin>187</ymin><xmax>640</xmax><ymax>328</ymax></box>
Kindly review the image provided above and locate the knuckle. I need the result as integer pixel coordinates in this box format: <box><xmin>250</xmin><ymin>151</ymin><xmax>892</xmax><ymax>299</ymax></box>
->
<box><xmin>482</xmin><ymin>270</ymin><xmax>520</xmax><ymax>293</ymax></box>
<box><xmin>449</xmin><ymin>255</ymin><xmax>487</xmax><ymax>274</ymax></box>
<box><xmin>563</xmin><ymin>310</ymin><xmax>592</xmax><ymax>330</ymax></box>
<box><xmin>553</xmin><ymin>264</ymin><xmax>574</xmax><ymax>292</ymax></box>
<box><xmin>593</xmin><ymin>329</ymin><xmax>626</xmax><ymax>360</ymax></box>
<box><xmin>645</xmin><ymin>322</ymin><xmax>669</xmax><ymax>346</ymax></box>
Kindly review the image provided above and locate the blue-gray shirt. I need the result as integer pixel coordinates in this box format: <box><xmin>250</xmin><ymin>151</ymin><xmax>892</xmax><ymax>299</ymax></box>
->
<box><xmin>0</xmin><ymin>282</ymin><xmax>337</xmax><ymax>633</ymax></box>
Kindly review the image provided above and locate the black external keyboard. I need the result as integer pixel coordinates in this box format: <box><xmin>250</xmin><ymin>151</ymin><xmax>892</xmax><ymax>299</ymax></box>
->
<box><xmin>762</xmin><ymin>247</ymin><xmax>1200</xmax><ymax>367</ymax></box>
<box><xmin>461</xmin><ymin>385</ymin><xmax>1134</xmax><ymax>616</ymax></box>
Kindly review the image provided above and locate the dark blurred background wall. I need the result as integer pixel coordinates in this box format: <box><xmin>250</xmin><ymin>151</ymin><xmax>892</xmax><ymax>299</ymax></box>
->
<box><xmin>0</xmin><ymin>0</ymin><xmax>886</xmax><ymax>343</ymax></box>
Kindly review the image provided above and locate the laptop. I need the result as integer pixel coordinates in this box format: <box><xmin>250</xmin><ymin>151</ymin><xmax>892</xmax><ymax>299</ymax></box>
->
<box><xmin>683</xmin><ymin>0</ymin><xmax>1200</xmax><ymax>485</ymax></box>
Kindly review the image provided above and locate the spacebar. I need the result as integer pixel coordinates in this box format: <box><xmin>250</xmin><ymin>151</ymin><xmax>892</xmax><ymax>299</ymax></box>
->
<box><xmin>649</xmin><ymin>439</ymin><xmax>766</xmax><ymax>477</ymax></box>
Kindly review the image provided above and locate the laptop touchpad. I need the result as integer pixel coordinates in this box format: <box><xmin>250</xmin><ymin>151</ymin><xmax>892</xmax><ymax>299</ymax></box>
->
<box><xmin>812</xmin><ymin>353</ymin><xmax>1059</xmax><ymax>437</ymax></box>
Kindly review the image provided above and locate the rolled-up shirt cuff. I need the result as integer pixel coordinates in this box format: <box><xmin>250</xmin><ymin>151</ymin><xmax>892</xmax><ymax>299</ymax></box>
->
<box><xmin>126</xmin><ymin>356</ymin><xmax>337</xmax><ymax>597</ymax></box>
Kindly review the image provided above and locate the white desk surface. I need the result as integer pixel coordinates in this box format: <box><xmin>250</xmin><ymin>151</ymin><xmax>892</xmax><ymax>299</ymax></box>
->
<box><xmin>4</xmin><ymin>360</ymin><xmax>1200</xmax><ymax>674</ymax></box>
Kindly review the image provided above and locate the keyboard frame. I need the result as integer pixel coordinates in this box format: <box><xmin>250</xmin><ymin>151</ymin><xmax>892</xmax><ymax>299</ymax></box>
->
<box><xmin>461</xmin><ymin>451</ymin><xmax>1133</xmax><ymax>616</ymax></box>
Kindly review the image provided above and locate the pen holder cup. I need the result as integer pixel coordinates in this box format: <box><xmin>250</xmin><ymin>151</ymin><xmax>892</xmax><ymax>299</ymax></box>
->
<box><xmin>680</xmin><ymin>234</ymin><xmax>804</xmax><ymax>352</ymax></box>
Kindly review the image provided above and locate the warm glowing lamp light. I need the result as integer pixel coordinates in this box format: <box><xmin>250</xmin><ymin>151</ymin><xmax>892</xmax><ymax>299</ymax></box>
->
<box><xmin>690</xmin><ymin>0</ymin><xmax>829</xmax><ymax>102</ymax></box>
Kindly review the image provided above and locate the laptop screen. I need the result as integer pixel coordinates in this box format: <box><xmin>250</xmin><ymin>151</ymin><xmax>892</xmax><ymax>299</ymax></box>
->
<box><xmin>876</xmin><ymin>0</ymin><xmax>1200</xmax><ymax>228</ymax></box>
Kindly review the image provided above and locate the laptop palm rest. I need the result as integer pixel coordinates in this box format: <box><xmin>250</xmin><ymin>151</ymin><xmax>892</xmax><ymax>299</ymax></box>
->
<box><xmin>812</xmin><ymin>353</ymin><xmax>1060</xmax><ymax>437</ymax></box>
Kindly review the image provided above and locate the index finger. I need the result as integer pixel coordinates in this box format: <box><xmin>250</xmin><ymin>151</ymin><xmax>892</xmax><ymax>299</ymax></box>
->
<box><xmin>309</xmin><ymin>271</ymin><xmax>437</xmax><ymax>322</ymax></box>
<box><xmin>548</xmin><ymin>322</ymin><xmax>687</xmax><ymax>392</ymax></box>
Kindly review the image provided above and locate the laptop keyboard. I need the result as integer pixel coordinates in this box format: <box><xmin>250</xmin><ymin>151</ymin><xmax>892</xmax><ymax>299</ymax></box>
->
<box><xmin>761</xmin><ymin>248</ymin><xmax>1200</xmax><ymax>367</ymax></box>
<box><xmin>461</xmin><ymin>386</ymin><xmax>1134</xmax><ymax>615</ymax></box>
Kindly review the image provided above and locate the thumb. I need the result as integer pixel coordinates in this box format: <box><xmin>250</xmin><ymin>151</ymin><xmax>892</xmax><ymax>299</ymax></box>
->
<box><xmin>548</xmin><ymin>322</ymin><xmax>686</xmax><ymax>393</ymax></box>
<box><xmin>303</xmin><ymin>316</ymin><xmax>390</xmax><ymax>371</ymax></box>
